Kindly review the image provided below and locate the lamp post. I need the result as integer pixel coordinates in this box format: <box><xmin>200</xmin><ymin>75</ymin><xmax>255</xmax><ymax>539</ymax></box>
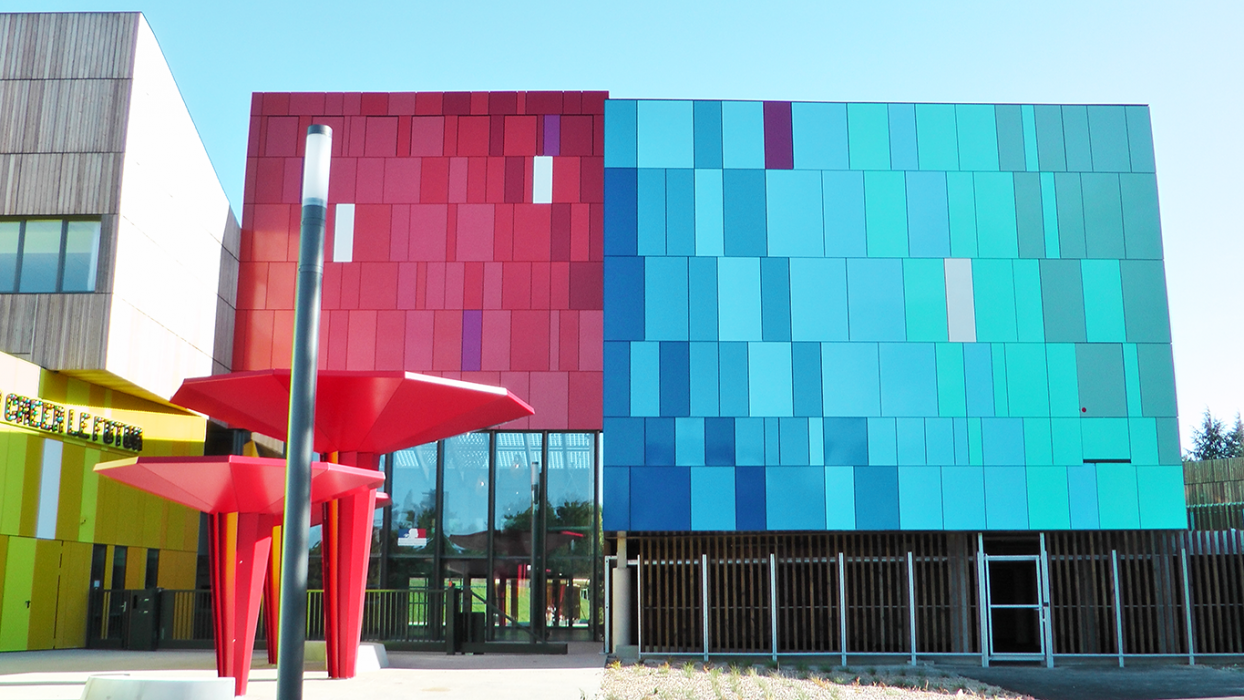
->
<box><xmin>277</xmin><ymin>124</ymin><xmax>332</xmax><ymax>700</ymax></box>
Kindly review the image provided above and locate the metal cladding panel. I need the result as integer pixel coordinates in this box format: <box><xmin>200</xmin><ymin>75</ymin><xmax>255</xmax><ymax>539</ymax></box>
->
<box><xmin>602</xmin><ymin>99</ymin><xmax>1182</xmax><ymax>533</ymax></box>
<box><xmin>235</xmin><ymin>91</ymin><xmax>607</xmax><ymax>430</ymax></box>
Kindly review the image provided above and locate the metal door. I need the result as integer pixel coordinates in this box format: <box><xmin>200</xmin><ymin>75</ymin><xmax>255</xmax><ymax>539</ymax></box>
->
<box><xmin>984</xmin><ymin>554</ymin><xmax>1047</xmax><ymax>662</ymax></box>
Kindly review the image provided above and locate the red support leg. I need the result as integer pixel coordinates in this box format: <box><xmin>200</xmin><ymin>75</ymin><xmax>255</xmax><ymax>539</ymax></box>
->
<box><xmin>321</xmin><ymin>486</ymin><xmax>378</xmax><ymax>678</ymax></box>
<box><xmin>263</xmin><ymin>522</ymin><xmax>283</xmax><ymax>665</ymax></box>
<box><xmin>207</xmin><ymin>512</ymin><xmax>274</xmax><ymax>696</ymax></box>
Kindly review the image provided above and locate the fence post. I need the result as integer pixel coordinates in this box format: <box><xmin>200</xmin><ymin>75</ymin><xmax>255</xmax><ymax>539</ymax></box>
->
<box><xmin>907</xmin><ymin>551</ymin><xmax>916</xmax><ymax>666</ymax></box>
<box><xmin>701</xmin><ymin>554</ymin><xmax>710</xmax><ymax>662</ymax></box>
<box><xmin>1181</xmin><ymin>548</ymin><xmax>1195</xmax><ymax>666</ymax></box>
<box><xmin>1111</xmin><ymin>550</ymin><xmax>1124</xmax><ymax>668</ymax></box>
<box><xmin>838</xmin><ymin>553</ymin><xmax>847</xmax><ymax>668</ymax></box>
<box><xmin>769</xmin><ymin>553</ymin><xmax>778</xmax><ymax>663</ymax></box>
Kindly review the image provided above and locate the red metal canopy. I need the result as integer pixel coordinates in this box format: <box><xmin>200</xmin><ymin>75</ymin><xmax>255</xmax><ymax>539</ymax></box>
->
<box><xmin>95</xmin><ymin>455</ymin><xmax>385</xmax><ymax>514</ymax></box>
<box><xmin>170</xmin><ymin>369</ymin><xmax>534</xmax><ymax>454</ymax></box>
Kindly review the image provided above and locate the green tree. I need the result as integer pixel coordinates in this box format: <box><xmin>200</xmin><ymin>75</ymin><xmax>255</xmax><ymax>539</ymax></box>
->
<box><xmin>1188</xmin><ymin>409</ymin><xmax>1238</xmax><ymax>460</ymax></box>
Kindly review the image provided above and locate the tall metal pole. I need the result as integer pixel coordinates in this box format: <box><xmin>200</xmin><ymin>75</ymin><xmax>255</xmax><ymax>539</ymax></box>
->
<box><xmin>277</xmin><ymin>124</ymin><xmax>332</xmax><ymax>700</ymax></box>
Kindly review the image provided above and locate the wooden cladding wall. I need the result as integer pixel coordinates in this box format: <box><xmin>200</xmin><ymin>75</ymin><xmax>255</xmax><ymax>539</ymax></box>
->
<box><xmin>624</xmin><ymin>530</ymin><xmax>1244</xmax><ymax>659</ymax></box>
<box><xmin>0</xmin><ymin>13</ymin><xmax>137</xmax><ymax>80</ymax></box>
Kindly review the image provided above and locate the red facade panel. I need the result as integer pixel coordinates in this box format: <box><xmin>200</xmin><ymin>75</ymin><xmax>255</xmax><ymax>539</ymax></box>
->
<box><xmin>237</xmin><ymin>91</ymin><xmax>605</xmax><ymax>431</ymax></box>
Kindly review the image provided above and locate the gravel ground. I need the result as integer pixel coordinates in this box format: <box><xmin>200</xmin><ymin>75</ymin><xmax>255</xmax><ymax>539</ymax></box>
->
<box><xmin>598</xmin><ymin>661</ymin><xmax>1031</xmax><ymax>700</ymax></box>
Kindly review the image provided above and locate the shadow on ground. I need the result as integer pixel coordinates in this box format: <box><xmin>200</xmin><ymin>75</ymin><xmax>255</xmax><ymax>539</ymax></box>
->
<box><xmin>947</xmin><ymin>665</ymin><xmax>1244</xmax><ymax>700</ymax></box>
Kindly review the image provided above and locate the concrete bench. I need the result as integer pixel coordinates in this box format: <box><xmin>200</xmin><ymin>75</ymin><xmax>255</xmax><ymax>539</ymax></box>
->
<box><xmin>81</xmin><ymin>675</ymin><xmax>233</xmax><ymax>700</ymax></box>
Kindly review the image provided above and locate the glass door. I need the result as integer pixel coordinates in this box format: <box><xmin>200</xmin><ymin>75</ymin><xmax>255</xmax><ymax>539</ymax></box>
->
<box><xmin>985</xmin><ymin>555</ymin><xmax>1045</xmax><ymax>660</ymax></box>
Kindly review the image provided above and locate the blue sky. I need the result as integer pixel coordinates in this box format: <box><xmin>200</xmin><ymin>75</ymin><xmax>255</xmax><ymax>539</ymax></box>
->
<box><xmin>27</xmin><ymin>0</ymin><xmax>1244</xmax><ymax>445</ymax></box>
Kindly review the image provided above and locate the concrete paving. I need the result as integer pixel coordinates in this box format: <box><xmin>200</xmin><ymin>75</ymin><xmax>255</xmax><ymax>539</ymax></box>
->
<box><xmin>0</xmin><ymin>643</ymin><xmax>606</xmax><ymax>700</ymax></box>
<box><xmin>947</xmin><ymin>664</ymin><xmax>1244</xmax><ymax>700</ymax></box>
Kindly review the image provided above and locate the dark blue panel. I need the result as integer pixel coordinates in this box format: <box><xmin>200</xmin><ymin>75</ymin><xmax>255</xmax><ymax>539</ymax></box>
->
<box><xmin>964</xmin><ymin>343</ymin><xmax>995</xmax><ymax>417</ymax></box>
<box><xmin>764</xmin><ymin>418</ymin><xmax>780</xmax><ymax>466</ymax></box>
<box><xmin>603</xmin><ymin>417</ymin><xmax>644</xmax><ymax>466</ymax></box>
<box><xmin>659</xmin><ymin>341</ymin><xmax>691</xmax><ymax>417</ymax></box>
<box><xmin>906</xmin><ymin>171</ymin><xmax>950</xmax><ymax>258</ymax></box>
<box><xmin>694</xmin><ymin>101</ymin><xmax>724</xmax><ymax>169</ymax></box>
<box><xmin>791</xmin><ymin>342</ymin><xmax>822</xmax><ymax>417</ymax></box>
<box><xmin>603</xmin><ymin>467</ymin><xmax>630</xmax><ymax>530</ymax></box>
<box><xmin>779</xmin><ymin>418</ymin><xmax>810</xmax><ymax>466</ymax></box>
<box><xmin>854</xmin><ymin>466</ymin><xmax>900</xmax><ymax>530</ymax></box>
<box><xmin>888</xmin><ymin>104</ymin><xmax>918</xmax><ymax>170</ymax></box>
<box><xmin>603</xmin><ymin>256</ymin><xmax>645</xmax><ymax>341</ymax></box>
<box><xmin>631</xmin><ymin>467</ymin><xmax>691</xmax><ymax>530</ymax></box>
<box><xmin>719</xmin><ymin>342</ymin><xmax>750</xmax><ymax>417</ymax></box>
<box><xmin>824</xmin><ymin>417</ymin><xmax>868</xmax><ymax>465</ymax></box>
<box><xmin>604</xmin><ymin>168</ymin><xmax>638</xmax><ymax>256</ymax></box>
<box><xmin>705</xmin><ymin>417</ymin><xmax>736</xmax><ymax>466</ymax></box>
<box><xmin>982</xmin><ymin>417</ymin><xmax>1025</xmax><ymax>465</ymax></box>
<box><xmin>644</xmin><ymin>417</ymin><xmax>676</xmax><ymax>466</ymax></box>
<box><xmin>688</xmin><ymin>257</ymin><xmax>719</xmax><ymax>341</ymax></box>
<box><xmin>666</xmin><ymin>169</ymin><xmax>696</xmax><ymax>256</ymax></box>
<box><xmin>603</xmin><ymin>341</ymin><xmax>630</xmax><ymax>417</ymax></box>
<box><xmin>723</xmin><ymin>169</ymin><xmax>767</xmax><ymax>257</ymax></box>
<box><xmin>735</xmin><ymin>466</ymin><xmax>767</xmax><ymax>530</ymax></box>
<box><xmin>760</xmin><ymin>257</ymin><xmax>792</xmax><ymax>342</ymax></box>
<box><xmin>1014</xmin><ymin>172</ymin><xmax>1045</xmax><ymax>258</ymax></box>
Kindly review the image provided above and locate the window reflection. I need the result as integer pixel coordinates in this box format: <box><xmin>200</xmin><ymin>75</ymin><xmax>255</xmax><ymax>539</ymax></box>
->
<box><xmin>442</xmin><ymin>433</ymin><xmax>490</xmax><ymax>555</ymax></box>
<box><xmin>391</xmin><ymin>443</ymin><xmax>437</xmax><ymax>554</ymax></box>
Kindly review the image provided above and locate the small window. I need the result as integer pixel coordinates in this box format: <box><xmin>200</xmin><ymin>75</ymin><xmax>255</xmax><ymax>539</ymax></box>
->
<box><xmin>0</xmin><ymin>218</ymin><xmax>102</xmax><ymax>293</ymax></box>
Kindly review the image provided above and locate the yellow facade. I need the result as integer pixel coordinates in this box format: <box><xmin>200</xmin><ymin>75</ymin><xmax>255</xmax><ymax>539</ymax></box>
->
<box><xmin>0</xmin><ymin>352</ymin><xmax>205</xmax><ymax>650</ymax></box>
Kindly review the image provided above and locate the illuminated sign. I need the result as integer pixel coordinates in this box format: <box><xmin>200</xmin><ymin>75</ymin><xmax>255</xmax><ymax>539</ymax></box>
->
<box><xmin>2</xmin><ymin>392</ymin><xmax>143</xmax><ymax>452</ymax></box>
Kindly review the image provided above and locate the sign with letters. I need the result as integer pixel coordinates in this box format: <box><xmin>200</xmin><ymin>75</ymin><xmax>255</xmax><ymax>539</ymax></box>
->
<box><xmin>2</xmin><ymin>391</ymin><xmax>143</xmax><ymax>452</ymax></box>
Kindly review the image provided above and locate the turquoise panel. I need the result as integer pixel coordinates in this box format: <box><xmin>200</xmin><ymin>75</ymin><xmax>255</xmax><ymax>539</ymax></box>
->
<box><xmin>915</xmin><ymin>103</ymin><xmax>958</xmax><ymax>170</ymax></box>
<box><xmin>899</xmin><ymin>467</ymin><xmax>943</xmax><ymax>529</ymax></box>
<box><xmin>766</xmin><ymin>467</ymin><xmax>827</xmax><ymax>529</ymax></box>
<box><xmin>1081</xmin><ymin>173</ymin><xmax>1125</xmax><ymax>258</ymax></box>
<box><xmin>1068</xmin><ymin>464</ymin><xmax>1100</xmax><ymax>528</ymax></box>
<box><xmin>721</xmin><ymin>101</ymin><xmax>765</xmax><ymax>168</ymax></box>
<box><xmin>942</xmin><ymin>466</ymin><xmax>986</xmax><ymax>530</ymax></box>
<box><xmin>868</xmin><ymin>417</ymin><xmax>897</xmax><ymax>465</ymax></box>
<box><xmin>1128</xmin><ymin>417</ymin><xmax>1159</xmax><ymax>465</ymax></box>
<box><xmin>1033</xmin><ymin>104</ymin><xmax>1066</xmax><ymax>171</ymax></box>
<box><xmin>1040</xmin><ymin>173</ymin><xmax>1060</xmax><ymax>257</ymax></box>
<box><xmin>1014</xmin><ymin>172</ymin><xmax>1045</xmax><ymax>258</ymax></box>
<box><xmin>1051</xmin><ymin>418</ymin><xmax>1083</xmax><ymax>464</ymax></box>
<box><xmin>676</xmin><ymin>417</ymin><xmax>706</xmax><ymax>466</ymax></box>
<box><xmin>1125</xmin><ymin>106</ymin><xmax>1156</xmax><ymax>173</ymax></box>
<box><xmin>974</xmin><ymin>173</ymin><xmax>1018</xmax><ymax>258</ymax></box>
<box><xmin>1157</xmin><ymin>417</ymin><xmax>1182</xmax><ymax>465</ymax></box>
<box><xmin>604</xmin><ymin>99</ymin><xmax>637</xmax><ymax>168</ymax></box>
<box><xmin>825</xmin><ymin>466</ymin><xmax>856</xmax><ymax>529</ymax></box>
<box><xmin>984</xmin><ymin>466</ymin><xmax>1029</xmax><ymax>529</ymax></box>
<box><xmin>690</xmin><ymin>467</ymin><xmax>736</xmax><ymax>530</ymax></box>
<box><xmin>1040</xmin><ymin>259</ymin><xmax>1087</xmax><ymax>342</ymax></box>
<box><xmin>1123</xmin><ymin>343</ymin><xmax>1143</xmax><ymax>416</ymax></box>
<box><xmin>982</xmin><ymin>417</ymin><xmax>1025</xmax><ymax>465</ymax></box>
<box><xmin>1006</xmin><ymin>344</ymin><xmax>1050</xmax><ymax>417</ymax></box>
<box><xmin>906</xmin><ymin>172</ymin><xmax>951</xmax><ymax>257</ymax></box>
<box><xmin>644</xmin><ymin>257</ymin><xmax>688</xmax><ymax>340</ymax></box>
<box><xmin>1054</xmin><ymin>172</ymin><xmax>1086</xmax><ymax>258</ymax></box>
<box><xmin>637</xmin><ymin>100</ymin><xmax>694</xmax><ymax>168</ymax></box>
<box><xmin>630</xmin><ymin>341</ymin><xmax>660</xmax><ymax>416</ymax></box>
<box><xmin>748</xmin><ymin>343</ymin><xmax>793</xmax><ymax>416</ymax></box>
<box><xmin>779</xmin><ymin>418</ymin><xmax>810</xmax><ymax>465</ymax></box>
<box><xmin>1021</xmin><ymin>105</ymin><xmax>1039</xmax><ymax>172</ymax></box>
<box><xmin>963</xmin><ymin>343</ymin><xmax>995</xmax><ymax>418</ymax></box>
<box><xmin>1076</xmin><ymin>343</ymin><xmax>1127</xmax><ymax>416</ymax></box>
<box><xmin>717</xmin><ymin>258</ymin><xmax>762</xmax><ymax>341</ymax></box>
<box><xmin>1081</xmin><ymin>259</ymin><xmax>1126</xmax><ymax>342</ymax></box>
<box><xmin>688</xmin><ymin>257</ymin><xmax>718</xmax><ymax>341</ymax></box>
<box><xmin>766</xmin><ymin>170</ymin><xmax>824</xmax><ymax>257</ymax></box>
<box><xmin>822</xmin><ymin>342</ymin><xmax>881</xmax><ymax>416</ymax></box>
<box><xmin>956</xmin><ymin>105</ymin><xmax>999</xmax><ymax>171</ymax></box>
<box><xmin>847</xmin><ymin>258</ymin><xmax>906</xmax><ymax>341</ymax></box>
<box><xmin>809</xmin><ymin>418</ymin><xmax>824</xmax><ymax>464</ymax></box>
<box><xmin>694</xmin><ymin>100</ymin><xmax>723</xmax><ymax>169</ymax></box>
<box><xmin>636</xmin><ymin>169</ymin><xmax>666</xmax><ymax>255</ymax></box>
<box><xmin>1136</xmin><ymin>343</ymin><xmax>1177</xmax><ymax>418</ymax></box>
<box><xmin>1063</xmin><ymin>106</ymin><xmax>1093</xmax><ymax>171</ymax></box>
<box><xmin>968</xmin><ymin>418</ymin><xmax>984</xmax><ymax>464</ymax></box>
<box><xmin>1023</xmin><ymin>418</ymin><xmax>1054</xmax><ymax>465</ymax></box>
<box><xmin>947</xmin><ymin>172</ymin><xmax>978</xmax><ymax>257</ymax></box>
<box><xmin>823</xmin><ymin>171</ymin><xmax>867</xmax><ymax>256</ymax></box>
<box><xmin>1082</xmin><ymin>418</ymin><xmax>1131</xmax><ymax>461</ymax></box>
<box><xmin>954</xmin><ymin>418</ymin><xmax>971</xmax><ymax>464</ymax></box>
<box><xmin>926</xmin><ymin>418</ymin><xmax>956</xmax><ymax>464</ymax></box>
<box><xmin>1026</xmin><ymin>466</ymin><xmax>1072</xmax><ymax>530</ymax></box>
<box><xmin>889</xmin><ymin>104</ymin><xmax>918</xmax><ymax>169</ymax></box>
<box><xmin>719</xmin><ymin>343</ymin><xmax>749</xmax><ymax>417</ymax></box>
<box><xmin>1087</xmin><ymin>106</ymin><xmax>1131</xmax><ymax>172</ymax></box>
<box><xmin>694</xmin><ymin>169</ymin><xmax>724</xmax><ymax>256</ymax></box>
<box><xmin>1097</xmin><ymin>464</ymin><xmax>1141</xmax><ymax>528</ymax></box>
<box><xmin>1137</xmin><ymin>466</ymin><xmax>1187</xmax><ymax>528</ymax></box>
<box><xmin>735</xmin><ymin>418</ymin><xmax>764</xmax><ymax>465</ymax></box>
<box><xmin>847</xmin><ymin>103</ymin><xmax>890</xmax><ymax>170</ymax></box>
<box><xmin>765</xmin><ymin>419</ymin><xmax>780</xmax><ymax>464</ymax></box>
<box><xmin>864</xmin><ymin>171</ymin><xmax>908</xmax><ymax>256</ymax></box>
<box><xmin>903</xmin><ymin>259</ymin><xmax>947</xmax><ymax>342</ymax></box>
<box><xmin>896</xmin><ymin>417</ymin><xmax>926</xmax><ymax>465</ymax></box>
<box><xmin>1013</xmin><ymin>259</ymin><xmax>1045</xmax><ymax>342</ymax></box>
<box><xmin>992</xmin><ymin>343</ymin><xmax>1009</xmax><ymax>416</ymax></box>
<box><xmin>689</xmin><ymin>342</ymin><xmax>719</xmax><ymax>416</ymax></box>
<box><xmin>666</xmin><ymin>170</ymin><xmax>695</xmax><ymax>255</ymax></box>
<box><xmin>1120</xmin><ymin>260</ymin><xmax>1172</xmax><ymax>343</ymax></box>
<box><xmin>995</xmin><ymin>105</ymin><xmax>1026</xmax><ymax>172</ymax></box>
<box><xmin>789</xmin><ymin>258</ymin><xmax>848</xmax><ymax>341</ymax></box>
<box><xmin>935</xmin><ymin>343</ymin><xmax>967</xmax><ymax>417</ymax></box>
<box><xmin>973</xmin><ymin>259</ymin><xmax>1017</xmax><ymax>342</ymax></box>
<box><xmin>1046</xmin><ymin>344</ymin><xmax>1080</xmax><ymax>417</ymax></box>
<box><xmin>880</xmin><ymin>343</ymin><xmax>938</xmax><ymax>417</ymax></box>
<box><xmin>792</xmin><ymin>101</ymin><xmax>848</xmax><ymax>169</ymax></box>
<box><xmin>1119</xmin><ymin>174</ymin><xmax>1163</xmax><ymax>260</ymax></box>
